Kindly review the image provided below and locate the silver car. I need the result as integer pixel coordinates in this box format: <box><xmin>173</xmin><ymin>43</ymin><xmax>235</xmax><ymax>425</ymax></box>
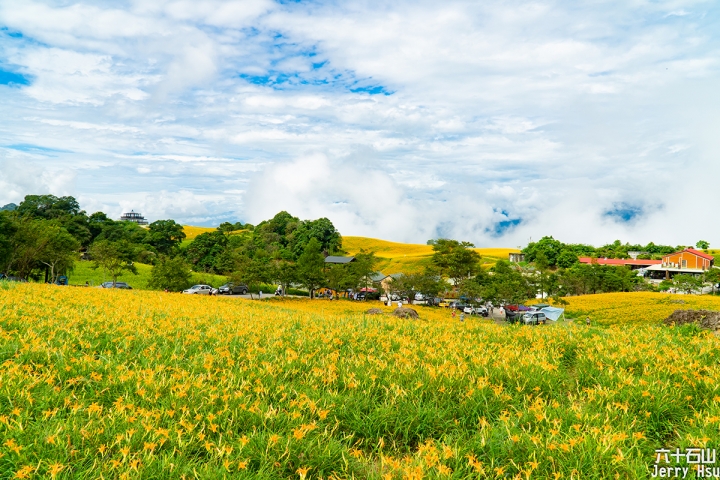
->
<box><xmin>182</xmin><ymin>284</ymin><xmax>217</xmax><ymax>295</ymax></box>
<box><xmin>522</xmin><ymin>312</ymin><xmax>547</xmax><ymax>325</ymax></box>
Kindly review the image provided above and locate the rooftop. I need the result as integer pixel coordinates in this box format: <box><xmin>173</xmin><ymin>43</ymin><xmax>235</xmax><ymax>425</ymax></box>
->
<box><xmin>578</xmin><ymin>257</ymin><xmax>662</xmax><ymax>266</ymax></box>
<box><xmin>324</xmin><ymin>256</ymin><xmax>355</xmax><ymax>264</ymax></box>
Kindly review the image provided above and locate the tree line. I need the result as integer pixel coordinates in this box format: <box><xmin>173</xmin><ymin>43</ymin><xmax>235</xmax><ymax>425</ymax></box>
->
<box><xmin>522</xmin><ymin>236</ymin><xmax>710</xmax><ymax>268</ymax></box>
<box><xmin>0</xmin><ymin>195</ymin><xmax>378</xmax><ymax>296</ymax></box>
<box><xmin>2</xmin><ymin>195</ymin><xmax>716</xmax><ymax>301</ymax></box>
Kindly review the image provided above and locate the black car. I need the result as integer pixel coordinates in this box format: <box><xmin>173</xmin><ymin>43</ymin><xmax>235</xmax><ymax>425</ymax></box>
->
<box><xmin>218</xmin><ymin>283</ymin><xmax>249</xmax><ymax>295</ymax></box>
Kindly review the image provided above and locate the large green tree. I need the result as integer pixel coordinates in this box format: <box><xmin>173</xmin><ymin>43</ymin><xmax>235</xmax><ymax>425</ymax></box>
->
<box><xmin>430</xmin><ymin>239</ymin><xmax>481</xmax><ymax>287</ymax></box>
<box><xmin>148</xmin><ymin>256</ymin><xmax>192</xmax><ymax>292</ymax></box>
<box><xmin>88</xmin><ymin>240</ymin><xmax>138</xmax><ymax>286</ymax></box>
<box><xmin>229</xmin><ymin>253</ymin><xmax>270</xmax><ymax>299</ymax></box>
<box><xmin>270</xmin><ymin>259</ymin><xmax>298</xmax><ymax>297</ymax></box>
<box><xmin>38</xmin><ymin>226</ymin><xmax>80</xmax><ymax>283</ymax></box>
<box><xmin>296</xmin><ymin>238</ymin><xmax>326</xmax><ymax>299</ymax></box>
<box><xmin>291</xmin><ymin>218</ymin><xmax>342</xmax><ymax>259</ymax></box>
<box><xmin>185</xmin><ymin>231</ymin><xmax>228</xmax><ymax>273</ymax></box>
<box><xmin>147</xmin><ymin>220</ymin><xmax>186</xmax><ymax>255</ymax></box>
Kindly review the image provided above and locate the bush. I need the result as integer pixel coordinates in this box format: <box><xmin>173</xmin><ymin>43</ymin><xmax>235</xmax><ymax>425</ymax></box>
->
<box><xmin>148</xmin><ymin>256</ymin><xmax>192</xmax><ymax>292</ymax></box>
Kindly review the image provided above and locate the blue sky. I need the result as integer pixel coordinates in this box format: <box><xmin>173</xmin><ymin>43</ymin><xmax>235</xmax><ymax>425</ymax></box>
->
<box><xmin>1</xmin><ymin>0</ymin><xmax>719</xmax><ymax>247</ymax></box>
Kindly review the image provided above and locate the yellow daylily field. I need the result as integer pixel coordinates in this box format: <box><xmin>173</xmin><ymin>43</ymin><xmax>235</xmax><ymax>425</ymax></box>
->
<box><xmin>182</xmin><ymin>225</ymin><xmax>218</xmax><ymax>240</ymax></box>
<box><xmin>1</xmin><ymin>283</ymin><xmax>720</xmax><ymax>479</ymax></box>
<box><xmin>342</xmin><ymin>237</ymin><xmax>520</xmax><ymax>274</ymax></box>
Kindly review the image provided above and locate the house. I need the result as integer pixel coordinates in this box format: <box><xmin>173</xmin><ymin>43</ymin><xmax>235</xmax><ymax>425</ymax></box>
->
<box><xmin>120</xmin><ymin>210</ymin><xmax>148</xmax><ymax>225</ymax></box>
<box><xmin>661</xmin><ymin>248</ymin><xmax>714</xmax><ymax>271</ymax></box>
<box><xmin>578</xmin><ymin>257</ymin><xmax>661</xmax><ymax>270</ymax></box>
<box><xmin>509</xmin><ymin>253</ymin><xmax>525</xmax><ymax>263</ymax></box>
<box><xmin>369</xmin><ymin>272</ymin><xmax>389</xmax><ymax>283</ymax></box>
<box><xmin>324</xmin><ymin>256</ymin><xmax>355</xmax><ymax>264</ymax></box>
<box><xmin>643</xmin><ymin>249</ymin><xmax>715</xmax><ymax>280</ymax></box>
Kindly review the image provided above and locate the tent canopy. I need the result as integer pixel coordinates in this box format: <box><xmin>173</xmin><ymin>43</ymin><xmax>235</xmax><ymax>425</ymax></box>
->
<box><xmin>539</xmin><ymin>307</ymin><xmax>565</xmax><ymax>321</ymax></box>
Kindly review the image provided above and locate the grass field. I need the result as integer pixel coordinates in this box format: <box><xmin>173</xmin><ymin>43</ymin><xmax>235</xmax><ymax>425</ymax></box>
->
<box><xmin>67</xmin><ymin>260</ymin><xmax>229</xmax><ymax>290</ymax></box>
<box><xmin>343</xmin><ymin>237</ymin><xmax>520</xmax><ymax>274</ymax></box>
<box><xmin>2</xmin><ymin>283</ymin><xmax>720</xmax><ymax>479</ymax></box>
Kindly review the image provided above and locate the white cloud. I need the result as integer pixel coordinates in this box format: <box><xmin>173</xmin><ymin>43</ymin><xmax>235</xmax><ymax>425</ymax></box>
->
<box><xmin>0</xmin><ymin>157</ymin><xmax>77</xmax><ymax>205</ymax></box>
<box><xmin>0</xmin><ymin>0</ymin><xmax>719</xmax><ymax>245</ymax></box>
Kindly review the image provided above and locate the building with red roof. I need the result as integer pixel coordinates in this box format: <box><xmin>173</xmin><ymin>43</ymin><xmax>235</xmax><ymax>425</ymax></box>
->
<box><xmin>661</xmin><ymin>248</ymin><xmax>714</xmax><ymax>271</ymax></box>
<box><xmin>577</xmin><ymin>257</ymin><xmax>661</xmax><ymax>269</ymax></box>
<box><xmin>641</xmin><ymin>248</ymin><xmax>716</xmax><ymax>280</ymax></box>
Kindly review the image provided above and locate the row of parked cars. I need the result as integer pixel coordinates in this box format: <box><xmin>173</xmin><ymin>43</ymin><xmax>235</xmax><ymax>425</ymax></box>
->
<box><xmin>182</xmin><ymin>282</ymin><xmax>249</xmax><ymax>295</ymax></box>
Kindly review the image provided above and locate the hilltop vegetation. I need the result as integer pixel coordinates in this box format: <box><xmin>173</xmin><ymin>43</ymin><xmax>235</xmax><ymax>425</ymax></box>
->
<box><xmin>2</xmin><ymin>194</ymin><xmax>716</xmax><ymax>303</ymax></box>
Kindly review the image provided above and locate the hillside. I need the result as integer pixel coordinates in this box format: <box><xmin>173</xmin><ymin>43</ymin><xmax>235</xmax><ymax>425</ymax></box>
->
<box><xmin>342</xmin><ymin>236</ymin><xmax>520</xmax><ymax>274</ymax></box>
<box><xmin>177</xmin><ymin>228</ymin><xmax>520</xmax><ymax>274</ymax></box>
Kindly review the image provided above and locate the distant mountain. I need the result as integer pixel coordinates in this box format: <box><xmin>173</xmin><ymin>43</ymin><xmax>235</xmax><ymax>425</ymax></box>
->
<box><xmin>0</xmin><ymin>203</ymin><xmax>17</xmax><ymax>211</ymax></box>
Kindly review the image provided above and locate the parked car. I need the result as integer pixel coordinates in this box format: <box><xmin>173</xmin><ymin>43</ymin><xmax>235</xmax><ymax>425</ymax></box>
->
<box><xmin>438</xmin><ymin>300</ymin><xmax>450</xmax><ymax>308</ymax></box>
<box><xmin>182</xmin><ymin>284</ymin><xmax>217</xmax><ymax>295</ymax></box>
<box><xmin>522</xmin><ymin>312</ymin><xmax>547</xmax><ymax>325</ymax></box>
<box><xmin>218</xmin><ymin>283</ymin><xmax>249</xmax><ymax>295</ymax></box>
<box><xmin>0</xmin><ymin>274</ymin><xmax>27</xmax><ymax>282</ymax></box>
<box><xmin>100</xmin><ymin>281</ymin><xmax>132</xmax><ymax>289</ymax></box>
<box><xmin>505</xmin><ymin>310</ymin><xmax>520</xmax><ymax>324</ymax></box>
<box><xmin>414</xmin><ymin>293</ymin><xmax>425</xmax><ymax>301</ymax></box>
<box><xmin>463</xmin><ymin>305</ymin><xmax>489</xmax><ymax>316</ymax></box>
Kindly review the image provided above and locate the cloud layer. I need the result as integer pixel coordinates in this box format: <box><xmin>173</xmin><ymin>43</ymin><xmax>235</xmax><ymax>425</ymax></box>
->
<box><xmin>1</xmin><ymin>0</ymin><xmax>719</xmax><ymax>247</ymax></box>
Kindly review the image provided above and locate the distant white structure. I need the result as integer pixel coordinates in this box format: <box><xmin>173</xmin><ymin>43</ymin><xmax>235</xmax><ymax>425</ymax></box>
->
<box><xmin>120</xmin><ymin>210</ymin><xmax>148</xmax><ymax>225</ymax></box>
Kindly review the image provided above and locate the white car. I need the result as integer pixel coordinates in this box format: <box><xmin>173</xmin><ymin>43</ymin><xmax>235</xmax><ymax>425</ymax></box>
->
<box><xmin>464</xmin><ymin>305</ymin><xmax>488</xmax><ymax>315</ymax></box>
<box><xmin>182</xmin><ymin>284</ymin><xmax>217</xmax><ymax>295</ymax></box>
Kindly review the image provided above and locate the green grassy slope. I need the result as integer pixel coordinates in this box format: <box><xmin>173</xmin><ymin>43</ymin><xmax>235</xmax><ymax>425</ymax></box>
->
<box><xmin>67</xmin><ymin>261</ymin><xmax>229</xmax><ymax>290</ymax></box>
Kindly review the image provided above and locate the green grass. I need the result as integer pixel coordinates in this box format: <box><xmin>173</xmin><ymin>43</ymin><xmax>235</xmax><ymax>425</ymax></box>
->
<box><xmin>67</xmin><ymin>261</ymin><xmax>229</xmax><ymax>290</ymax></box>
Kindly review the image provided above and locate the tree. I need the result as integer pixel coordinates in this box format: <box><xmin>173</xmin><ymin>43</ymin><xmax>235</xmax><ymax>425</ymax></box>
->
<box><xmin>291</xmin><ymin>217</ymin><xmax>342</xmax><ymax>258</ymax></box>
<box><xmin>430</xmin><ymin>239</ymin><xmax>481</xmax><ymax>287</ymax></box>
<box><xmin>147</xmin><ymin>220</ymin><xmax>186</xmax><ymax>255</ymax></box>
<box><xmin>270</xmin><ymin>260</ymin><xmax>298</xmax><ymax>297</ymax></box>
<box><xmin>185</xmin><ymin>231</ymin><xmax>228</xmax><ymax>273</ymax></box>
<box><xmin>415</xmin><ymin>267</ymin><xmax>446</xmax><ymax>302</ymax></box>
<box><xmin>326</xmin><ymin>264</ymin><xmax>353</xmax><ymax>299</ymax></box>
<box><xmin>704</xmin><ymin>268</ymin><xmax>720</xmax><ymax>295</ymax></box>
<box><xmin>482</xmin><ymin>261</ymin><xmax>534</xmax><ymax>306</ymax></box>
<box><xmin>348</xmin><ymin>249</ymin><xmax>379</xmax><ymax>293</ymax></box>
<box><xmin>88</xmin><ymin>240</ymin><xmax>137</xmax><ymax>286</ymax></box>
<box><xmin>696</xmin><ymin>240</ymin><xmax>710</xmax><ymax>251</ymax></box>
<box><xmin>5</xmin><ymin>218</ymin><xmax>52</xmax><ymax>280</ymax></box>
<box><xmin>16</xmin><ymin>194</ymin><xmax>81</xmax><ymax>219</ymax></box>
<box><xmin>522</xmin><ymin>236</ymin><xmax>564</xmax><ymax>266</ymax></box>
<box><xmin>229</xmin><ymin>254</ymin><xmax>270</xmax><ymax>299</ymax></box>
<box><xmin>296</xmin><ymin>238</ymin><xmax>326</xmax><ymax>299</ymax></box>
<box><xmin>458</xmin><ymin>277</ymin><xmax>484</xmax><ymax>305</ymax></box>
<box><xmin>0</xmin><ymin>211</ymin><xmax>18</xmax><ymax>274</ymax></box>
<box><xmin>38</xmin><ymin>226</ymin><xmax>80</xmax><ymax>283</ymax></box>
<box><xmin>673</xmin><ymin>274</ymin><xmax>703</xmax><ymax>294</ymax></box>
<box><xmin>148</xmin><ymin>256</ymin><xmax>193</xmax><ymax>292</ymax></box>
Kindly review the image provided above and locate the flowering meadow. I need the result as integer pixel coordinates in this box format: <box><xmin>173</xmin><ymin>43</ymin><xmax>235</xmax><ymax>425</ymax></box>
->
<box><xmin>559</xmin><ymin>292</ymin><xmax>720</xmax><ymax>326</ymax></box>
<box><xmin>2</xmin><ymin>284</ymin><xmax>720</xmax><ymax>479</ymax></box>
